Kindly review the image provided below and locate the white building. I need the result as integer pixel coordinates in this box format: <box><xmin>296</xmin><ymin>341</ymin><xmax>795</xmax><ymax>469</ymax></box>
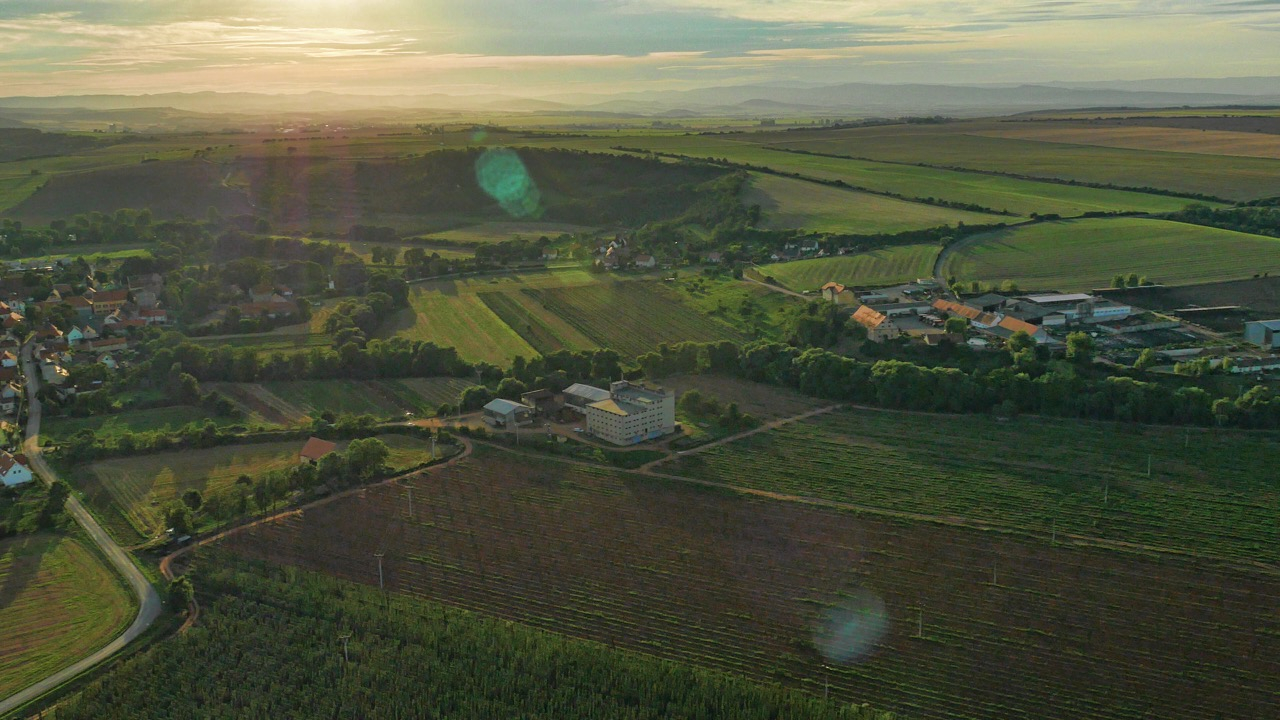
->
<box><xmin>0</xmin><ymin>450</ymin><xmax>33</xmax><ymax>487</ymax></box>
<box><xmin>585</xmin><ymin>381</ymin><xmax>675</xmax><ymax>446</ymax></box>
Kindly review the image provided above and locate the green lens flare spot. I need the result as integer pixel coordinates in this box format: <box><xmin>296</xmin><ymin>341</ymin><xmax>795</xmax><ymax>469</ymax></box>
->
<box><xmin>475</xmin><ymin>148</ymin><xmax>543</xmax><ymax>219</ymax></box>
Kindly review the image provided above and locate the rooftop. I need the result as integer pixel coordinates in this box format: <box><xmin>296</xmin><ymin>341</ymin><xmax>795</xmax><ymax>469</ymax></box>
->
<box><xmin>564</xmin><ymin>383</ymin><xmax>611</xmax><ymax>403</ymax></box>
<box><xmin>483</xmin><ymin>398</ymin><xmax>533</xmax><ymax>415</ymax></box>
<box><xmin>299</xmin><ymin>437</ymin><xmax>338</xmax><ymax>462</ymax></box>
<box><xmin>1023</xmin><ymin>293</ymin><xmax>1094</xmax><ymax>305</ymax></box>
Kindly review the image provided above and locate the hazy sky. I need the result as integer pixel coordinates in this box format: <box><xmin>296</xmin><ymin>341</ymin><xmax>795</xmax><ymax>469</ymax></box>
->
<box><xmin>0</xmin><ymin>1</ymin><xmax>1276</xmax><ymax>96</ymax></box>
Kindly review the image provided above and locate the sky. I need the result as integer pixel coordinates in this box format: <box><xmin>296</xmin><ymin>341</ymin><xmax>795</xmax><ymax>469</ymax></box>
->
<box><xmin>0</xmin><ymin>0</ymin><xmax>1276</xmax><ymax>97</ymax></box>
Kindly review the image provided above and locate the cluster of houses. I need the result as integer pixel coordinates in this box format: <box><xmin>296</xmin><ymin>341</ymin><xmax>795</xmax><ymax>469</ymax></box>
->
<box><xmin>482</xmin><ymin>380</ymin><xmax>676</xmax><ymax>446</ymax></box>
<box><xmin>839</xmin><ymin>281</ymin><xmax>1143</xmax><ymax>349</ymax></box>
<box><xmin>233</xmin><ymin>283</ymin><xmax>300</xmax><ymax>321</ymax></box>
<box><xmin>595</xmin><ymin>236</ymin><xmax>658</xmax><ymax>271</ymax></box>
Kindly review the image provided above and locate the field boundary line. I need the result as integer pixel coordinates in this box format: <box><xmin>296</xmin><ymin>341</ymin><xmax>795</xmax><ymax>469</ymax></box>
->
<box><xmin>639</xmin><ymin>404</ymin><xmax>842</xmax><ymax>472</ymax></box>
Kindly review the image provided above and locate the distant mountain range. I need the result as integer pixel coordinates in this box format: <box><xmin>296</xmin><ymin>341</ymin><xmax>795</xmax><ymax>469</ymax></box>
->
<box><xmin>0</xmin><ymin>77</ymin><xmax>1275</xmax><ymax>130</ymax></box>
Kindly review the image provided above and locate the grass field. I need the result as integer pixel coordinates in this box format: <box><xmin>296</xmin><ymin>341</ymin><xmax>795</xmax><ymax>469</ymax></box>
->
<box><xmin>667</xmin><ymin>275</ymin><xmax>793</xmax><ymax>340</ymax></box>
<box><xmin>744</xmin><ymin>173</ymin><xmax>993</xmax><ymax>233</ymax></box>
<box><xmin>667</xmin><ymin>407</ymin><xmax>1280</xmax><ymax>565</ymax></box>
<box><xmin>222</xmin><ymin>446</ymin><xmax>1280</xmax><ymax>720</ymax></box>
<box><xmin>477</xmin><ymin>290</ymin><xmax>598</xmax><ymax>355</ymax></box>
<box><xmin>530</xmin><ymin>133</ymin><xmax>1200</xmax><ymax>216</ymax></box>
<box><xmin>0</xmin><ymin>533</ymin><xmax>133</xmax><ymax>698</ymax></box>
<box><xmin>758</xmin><ymin>245</ymin><xmax>938</xmax><ymax>292</ymax></box>
<box><xmin>523</xmin><ymin>281</ymin><xmax>749</xmax><ymax>357</ymax></box>
<box><xmin>41</xmin><ymin>406</ymin><xmax>255</xmax><ymax>444</ymax></box>
<box><xmin>765</xmin><ymin>123</ymin><xmax>1280</xmax><ymax>201</ymax></box>
<box><xmin>940</xmin><ymin>217</ymin><xmax>1280</xmax><ymax>290</ymax></box>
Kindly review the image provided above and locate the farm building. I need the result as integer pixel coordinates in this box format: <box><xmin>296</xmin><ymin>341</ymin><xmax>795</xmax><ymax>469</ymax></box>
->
<box><xmin>1227</xmin><ymin>356</ymin><xmax>1280</xmax><ymax>374</ymax></box>
<box><xmin>1016</xmin><ymin>293</ymin><xmax>1132</xmax><ymax>324</ymax></box>
<box><xmin>563</xmin><ymin>383</ymin><xmax>612</xmax><ymax>412</ymax></box>
<box><xmin>520</xmin><ymin>389</ymin><xmax>562</xmax><ymax>416</ymax></box>
<box><xmin>585</xmin><ymin>381</ymin><xmax>676</xmax><ymax>446</ymax></box>
<box><xmin>299</xmin><ymin>437</ymin><xmax>338</xmax><ymax>464</ymax></box>
<box><xmin>0</xmin><ymin>450</ymin><xmax>33</xmax><ymax>487</ymax></box>
<box><xmin>1243</xmin><ymin>320</ymin><xmax>1280</xmax><ymax>349</ymax></box>
<box><xmin>851</xmin><ymin>305</ymin><xmax>901</xmax><ymax>342</ymax></box>
<box><xmin>482</xmin><ymin>398</ymin><xmax>535</xmax><ymax>427</ymax></box>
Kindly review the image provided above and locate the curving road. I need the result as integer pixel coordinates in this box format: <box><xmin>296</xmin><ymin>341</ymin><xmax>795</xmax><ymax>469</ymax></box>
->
<box><xmin>0</xmin><ymin>346</ymin><xmax>162</xmax><ymax>718</ymax></box>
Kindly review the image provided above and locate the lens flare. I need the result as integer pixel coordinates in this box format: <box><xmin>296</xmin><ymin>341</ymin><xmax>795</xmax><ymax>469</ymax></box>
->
<box><xmin>475</xmin><ymin>147</ymin><xmax>542</xmax><ymax>219</ymax></box>
<box><xmin>814</xmin><ymin>589</ymin><xmax>889</xmax><ymax>664</ymax></box>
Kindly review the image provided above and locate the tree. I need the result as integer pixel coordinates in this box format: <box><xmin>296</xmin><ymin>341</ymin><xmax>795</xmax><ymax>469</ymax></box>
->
<box><xmin>944</xmin><ymin>316</ymin><xmax>968</xmax><ymax>335</ymax></box>
<box><xmin>1125</xmin><ymin>272</ymin><xmax>1141</xmax><ymax>288</ymax></box>
<box><xmin>167</xmin><ymin>576</ymin><xmax>194</xmax><ymax>612</ymax></box>
<box><xmin>182</xmin><ymin>489</ymin><xmax>204</xmax><ymax>511</ymax></box>
<box><xmin>1065</xmin><ymin>332</ymin><xmax>1095</xmax><ymax>364</ymax></box>
<box><xmin>165</xmin><ymin>502</ymin><xmax>194</xmax><ymax>535</ymax></box>
<box><xmin>346</xmin><ymin>438</ymin><xmax>391</xmax><ymax>481</ymax></box>
<box><xmin>1134</xmin><ymin>348</ymin><xmax>1157</xmax><ymax>370</ymax></box>
<box><xmin>1111</xmin><ymin>274</ymin><xmax>1126</xmax><ymax>288</ymax></box>
<box><xmin>1006</xmin><ymin>330</ymin><xmax>1036</xmax><ymax>355</ymax></box>
<box><xmin>39</xmin><ymin>481</ymin><xmax>71</xmax><ymax>527</ymax></box>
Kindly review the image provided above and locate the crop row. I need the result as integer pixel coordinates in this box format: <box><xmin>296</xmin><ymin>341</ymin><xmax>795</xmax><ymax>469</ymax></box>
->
<box><xmin>222</xmin><ymin>448</ymin><xmax>1280</xmax><ymax>720</ymax></box>
<box><xmin>670</xmin><ymin>408</ymin><xmax>1280</xmax><ymax>564</ymax></box>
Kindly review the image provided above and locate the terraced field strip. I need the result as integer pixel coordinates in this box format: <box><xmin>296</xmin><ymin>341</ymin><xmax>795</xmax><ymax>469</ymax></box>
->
<box><xmin>0</xmin><ymin>533</ymin><xmax>134</xmax><ymax>697</ymax></box>
<box><xmin>261</xmin><ymin>380</ymin><xmax>408</xmax><ymax>418</ymax></box>
<box><xmin>760</xmin><ymin>123</ymin><xmax>1280</xmax><ymax>201</ymax></box>
<box><xmin>478</xmin><ymin>290</ymin><xmax>598</xmax><ymax>355</ymax></box>
<box><xmin>940</xmin><ymin>217</ymin><xmax>1280</xmax><ymax>291</ymax></box>
<box><xmin>385</xmin><ymin>289</ymin><xmax>536</xmax><ymax>365</ymax></box>
<box><xmin>758</xmin><ymin>245</ymin><xmax>939</xmax><ymax>292</ymax></box>
<box><xmin>971</xmin><ymin>124</ymin><xmax>1280</xmax><ymax>160</ymax></box>
<box><xmin>667</xmin><ymin>406</ymin><xmax>1280</xmax><ymax>565</ymax></box>
<box><xmin>524</xmin><ymin>282</ymin><xmax>748</xmax><ymax>358</ymax></box>
<box><xmin>210</xmin><ymin>383</ymin><xmax>308</xmax><ymax>425</ymax></box>
<box><xmin>188</xmin><ymin>332</ymin><xmax>333</xmax><ymax>357</ymax></box>
<box><xmin>582</xmin><ymin>134</ymin><xmax>1198</xmax><ymax>216</ymax></box>
<box><xmin>222</xmin><ymin>448</ymin><xmax>1280</xmax><ymax>720</ymax></box>
<box><xmin>432</xmin><ymin>221</ymin><xmax>598</xmax><ymax>244</ymax></box>
<box><xmin>78</xmin><ymin>441</ymin><xmax>304</xmax><ymax>538</ymax></box>
<box><xmin>744</xmin><ymin>173</ymin><xmax>995</xmax><ymax>233</ymax></box>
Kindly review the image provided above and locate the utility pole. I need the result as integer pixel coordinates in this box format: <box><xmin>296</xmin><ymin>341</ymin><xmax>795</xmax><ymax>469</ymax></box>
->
<box><xmin>1103</xmin><ymin>479</ymin><xmax>1109</xmax><ymax>507</ymax></box>
<box><xmin>407</xmin><ymin>488</ymin><xmax>413</xmax><ymax>520</ymax></box>
<box><xmin>374</xmin><ymin>552</ymin><xmax>384</xmax><ymax>590</ymax></box>
<box><xmin>916</xmin><ymin>605</ymin><xmax>924</xmax><ymax>639</ymax></box>
<box><xmin>1147</xmin><ymin>453</ymin><xmax>1152</xmax><ymax>478</ymax></box>
<box><xmin>1051</xmin><ymin>517</ymin><xmax>1057</xmax><ymax>545</ymax></box>
<box><xmin>339</xmin><ymin>633</ymin><xmax>351</xmax><ymax>663</ymax></box>
<box><xmin>430</xmin><ymin>433</ymin><xmax>436</xmax><ymax>460</ymax></box>
<box><xmin>991</xmin><ymin>563</ymin><xmax>998</xmax><ymax>586</ymax></box>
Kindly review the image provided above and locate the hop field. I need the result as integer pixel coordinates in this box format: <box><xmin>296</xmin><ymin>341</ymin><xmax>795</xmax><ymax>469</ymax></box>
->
<box><xmin>222</xmin><ymin>446</ymin><xmax>1280</xmax><ymax>720</ymax></box>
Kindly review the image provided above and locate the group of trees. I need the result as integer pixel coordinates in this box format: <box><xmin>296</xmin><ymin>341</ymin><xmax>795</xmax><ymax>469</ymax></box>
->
<box><xmin>628</xmin><ymin>339</ymin><xmax>1280</xmax><ymax>429</ymax></box>
<box><xmin>677</xmin><ymin>389</ymin><xmax>759</xmax><ymax>433</ymax></box>
<box><xmin>1166</xmin><ymin>203</ymin><xmax>1280</xmax><ymax>238</ymax></box>
<box><xmin>1111</xmin><ymin>273</ymin><xmax>1154</xmax><ymax>288</ymax></box>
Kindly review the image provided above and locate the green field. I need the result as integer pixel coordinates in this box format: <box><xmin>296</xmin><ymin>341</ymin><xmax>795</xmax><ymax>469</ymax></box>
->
<box><xmin>383</xmin><ymin>290</ymin><xmax>537</xmax><ymax>365</ymax></box>
<box><xmin>666</xmin><ymin>276</ymin><xmax>792</xmax><ymax>339</ymax></box>
<box><xmin>758</xmin><ymin>245</ymin><xmax>939</xmax><ymax>292</ymax></box>
<box><xmin>765</xmin><ymin>124</ymin><xmax>1280</xmax><ymax>201</ymax></box>
<box><xmin>526</xmin><ymin>133</ymin><xmax>1199</xmax><ymax>216</ymax></box>
<box><xmin>744</xmin><ymin>173</ymin><xmax>993</xmax><ymax>233</ymax></box>
<box><xmin>0</xmin><ymin>533</ymin><xmax>134</xmax><ymax>698</ymax></box>
<box><xmin>523</xmin><ymin>282</ymin><xmax>750</xmax><ymax>357</ymax></box>
<box><xmin>73</xmin><ymin>433</ymin><xmax>438</xmax><ymax>541</ymax></box>
<box><xmin>41</xmin><ymin>406</ymin><xmax>257</xmax><ymax>444</ymax></box>
<box><xmin>188</xmin><ymin>331</ymin><xmax>334</xmax><ymax>357</ymax></box>
<box><xmin>941</xmin><ymin>217</ymin><xmax>1280</xmax><ymax>290</ymax></box>
<box><xmin>668</xmin><ymin>407</ymin><xmax>1280</xmax><ymax>564</ymax></box>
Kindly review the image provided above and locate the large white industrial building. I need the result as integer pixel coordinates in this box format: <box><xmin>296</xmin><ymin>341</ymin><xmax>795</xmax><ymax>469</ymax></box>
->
<box><xmin>584</xmin><ymin>381</ymin><xmax>675</xmax><ymax>446</ymax></box>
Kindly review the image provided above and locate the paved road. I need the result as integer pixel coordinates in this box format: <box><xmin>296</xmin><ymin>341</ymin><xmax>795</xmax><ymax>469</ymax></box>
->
<box><xmin>0</xmin><ymin>347</ymin><xmax>163</xmax><ymax>717</ymax></box>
